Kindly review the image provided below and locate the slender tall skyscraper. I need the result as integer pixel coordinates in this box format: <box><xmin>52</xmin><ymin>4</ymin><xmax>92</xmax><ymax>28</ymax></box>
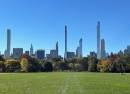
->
<box><xmin>6</xmin><ymin>29</ymin><xmax>11</xmax><ymax>58</ymax></box>
<box><xmin>56</xmin><ymin>41</ymin><xmax>58</xmax><ymax>56</ymax></box>
<box><xmin>76</xmin><ymin>38</ymin><xmax>83</xmax><ymax>58</ymax></box>
<box><xmin>79</xmin><ymin>38</ymin><xmax>83</xmax><ymax>57</ymax></box>
<box><xmin>97</xmin><ymin>21</ymin><xmax>100</xmax><ymax>59</ymax></box>
<box><xmin>101</xmin><ymin>39</ymin><xmax>106</xmax><ymax>58</ymax></box>
<box><xmin>64</xmin><ymin>25</ymin><xmax>67</xmax><ymax>59</ymax></box>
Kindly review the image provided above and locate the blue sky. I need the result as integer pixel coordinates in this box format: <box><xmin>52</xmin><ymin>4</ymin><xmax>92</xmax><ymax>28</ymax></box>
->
<box><xmin>0</xmin><ymin>0</ymin><xmax>130</xmax><ymax>56</ymax></box>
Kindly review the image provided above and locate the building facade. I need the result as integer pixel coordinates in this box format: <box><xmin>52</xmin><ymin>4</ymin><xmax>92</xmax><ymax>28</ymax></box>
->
<box><xmin>90</xmin><ymin>52</ymin><xmax>97</xmax><ymax>57</ymax></box>
<box><xmin>64</xmin><ymin>25</ymin><xmax>67</xmax><ymax>59</ymax></box>
<box><xmin>66</xmin><ymin>52</ymin><xmax>75</xmax><ymax>59</ymax></box>
<box><xmin>25</xmin><ymin>51</ymin><xmax>29</xmax><ymax>56</ymax></box>
<box><xmin>36</xmin><ymin>49</ymin><xmax>45</xmax><ymax>60</ymax></box>
<box><xmin>13</xmin><ymin>48</ymin><xmax>23</xmax><ymax>59</ymax></box>
<box><xmin>76</xmin><ymin>38</ymin><xmax>83</xmax><ymax>58</ymax></box>
<box><xmin>56</xmin><ymin>41</ymin><xmax>58</xmax><ymax>56</ymax></box>
<box><xmin>50</xmin><ymin>50</ymin><xmax>58</xmax><ymax>59</ymax></box>
<box><xmin>6</xmin><ymin>29</ymin><xmax>11</xmax><ymax>58</ymax></box>
<box><xmin>101</xmin><ymin>39</ymin><xmax>106</xmax><ymax>58</ymax></box>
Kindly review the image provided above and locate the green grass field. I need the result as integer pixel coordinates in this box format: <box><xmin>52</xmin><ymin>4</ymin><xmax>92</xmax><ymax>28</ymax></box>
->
<box><xmin>0</xmin><ymin>72</ymin><xmax>130</xmax><ymax>94</ymax></box>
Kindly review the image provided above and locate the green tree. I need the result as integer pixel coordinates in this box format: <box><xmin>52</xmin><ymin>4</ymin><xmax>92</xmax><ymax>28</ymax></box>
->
<box><xmin>0</xmin><ymin>55</ymin><xmax>5</xmax><ymax>61</ymax></box>
<box><xmin>52</xmin><ymin>58</ymin><xmax>62</xmax><ymax>71</ymax></box>
<box><xmin>59</xmin><ymin>61</ymin><xmax>68</xmax><ymax>71</ymax></box>
<box><xmin>28</xmin><ymin>58</ymin><xmax>41</xmax><ymax>72</ymax></box>
<box><xmin>88</xmin><ymin>56</ymin><xmax>98</xmax><ymax>72</ymax></box>
<box><xmin>0</xmin><ymin>61</ymin><xmax>5</xmax><ymax>72</ymax></box>
<box><xmin>44</xmin><ymin>61</ymin><xmax>53</xmax><ymax>72</ymax></box>
<box><xmin>80</xmin><ymin>57</ymin><xmax>88</xmax><ymax>71</ymax></box>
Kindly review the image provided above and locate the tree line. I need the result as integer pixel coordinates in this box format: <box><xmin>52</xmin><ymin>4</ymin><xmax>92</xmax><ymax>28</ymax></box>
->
<box><xmin>0</xmin><ymin>52</ymin><xmax>130</xmax><ymax>73</ymax></box>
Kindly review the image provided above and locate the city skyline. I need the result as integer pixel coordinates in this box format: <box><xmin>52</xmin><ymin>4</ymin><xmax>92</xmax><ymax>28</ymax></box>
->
<box><xmin>1</xmin><ymin>23</ymin><xmax>129</xmax><ymax>58</ymax></box>
<box><xmin>0</xmin><ymin>0</ymin><xmax>130</xmax><ymax>56</ymax></box>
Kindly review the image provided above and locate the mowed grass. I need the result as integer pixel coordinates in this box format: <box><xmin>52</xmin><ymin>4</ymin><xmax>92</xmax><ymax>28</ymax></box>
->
<box><xmin>0</xmin><ymin>72</ymin><xmax>130</xmax><ymax>94</ymax></box>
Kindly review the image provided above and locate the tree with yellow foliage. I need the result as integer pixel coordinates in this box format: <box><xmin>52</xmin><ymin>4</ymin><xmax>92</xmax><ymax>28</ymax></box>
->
<box><xmin>4</xmin><ymin>59</ymin><xmax>20</xmax><ymax>72</ymax></box>
<box><xmin>20</xmin><ymin>58</ymin><xmax>28</xmax><ymax>72</ymax></box>
<box><xmin>97</xmin><ymin>60</ymin><xmax>109</xmax><ymax>72</ymax></box>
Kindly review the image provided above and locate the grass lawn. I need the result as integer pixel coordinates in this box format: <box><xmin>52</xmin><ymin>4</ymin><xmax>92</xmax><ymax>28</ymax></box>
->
<box><xmin>0</xmin><ymin>72</ymin><xmax>130</xmax><ymax>94</ymax></box>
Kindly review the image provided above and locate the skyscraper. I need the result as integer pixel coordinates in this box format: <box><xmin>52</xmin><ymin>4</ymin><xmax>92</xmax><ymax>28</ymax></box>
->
<box><xmin>76</xmin><ymin>38</ymin><xmax>83</xmax><ymax>58</ymax></box>
<box><xmin>101</xmin><ymin>39</ymin><xmax>106</xmax><ymax>59</ymax></box>
<box><xmin>25</xmin><ymin>51</ymin><xmax>29</xmax><ymax>56</ymax></box>
<box><xmin>36</xmin><ymin>49</ymin><xmax>45</xmax><ymax>60</ymax></box>
<box><xmin>124</xmin><ymin>45</ymin><xmax>130</xmax><ymax>55</ymax></box>
<box><xmin>97</xmin><ymin>21</ymin><xmax>100</xmax><ymax>59</ymax></box>
<box><xmin>56</xmin><ymin>41</ymin><xmax>58</xmax><ymax>56</ymax></box>
<box><xmin>46</xmin><ymin>42</ymin><xmax>59</xmax><ymax>60</ymax></box>
<box><xmin>79</xmin><ymin>38</ymin><xmax>83</xmax><ymax>57</ymax></box>
<box><xmin>6</xmin><ymin>29</ymin><xmax>11</xmax><ymax>58</ymax></box>
<box><xmin>13</xmin><ymin>48</ymin><xmax>23</xmax><ymax>59</ymax></box>
<box><xmin>76</xmin><ymin>46</ymin><xmax>80</xmax><ymax>57</ymax></box>
<box><xmin>64</xmin><ymin>25</ymin><xmax>67</xmax><ymax>59</ymax></box>
<box><xmin>66</xmin><ymin>52</ymin><xmax>75</xmax><ymax>59</ymax></box>
<box><xmin>30</xmin><ymin>44</ymin><xmax>33</xmax><ymax>56</ymax></box>
<box><xmin>50</xmin><ymin>49</ymin><xmax>58</xmax><ymax>59</ymax></box>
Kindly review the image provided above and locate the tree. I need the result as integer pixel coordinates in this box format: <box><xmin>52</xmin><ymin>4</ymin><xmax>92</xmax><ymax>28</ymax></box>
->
<box><xmin>44</xmin><ymin>61</ymin><xmax>53</xmax><ymax>72</ymax></box>
<box><xmin>80</xmin><ymin>57</ymin><xmax>88</xmax><ymax>71</ymax></box>
<box><xmin>0</xmin><ymin>56</ymin><xmax>5</xmax><ymax>61</ymax></box>
<box><xmin>68</xmin><ymin>63</ymin><xmax>73</xmax><ymax>71</ymax></box>
<box><xmin>107</xmin><ymin>53</ymin><xmax>128</xmax><ymax>73</ymax></box>
<box><xmin>0</xmin><ymin>61</ymin><xmax>5</xmax><ymax>72</ymax></box>
<box><xmin>0</xmin><ymin>56</ymin><xmax>5</xmax><ymax>72</ymax></box>
<box><xmin>59</xmin><ymin>61</ymin><xmax>68</xmax><ymax>71</ymax></box>
<box><xmin>74</xmin><ymin>63</ymin><xmax>80</xmax><ymax>72</ymax></box>
<box><xmin>20</xmin><ymin>54</ymin><xmax>42</xmax><ymax>72</ymax></box>
<box><xmin>67</xmin><ymin>58</ymin><xmax>78</xmax><ymax>71</ymax></box>
<box><xmin>52</xmin><ymin>58</ymin><xmax>62</xmax><ymax>71</ymax></box>
<box><xmin>20</xmin><ymin>58</ymin><xmax>28</xmax><ymax>72</ymax></box>
<box><xmin>97</xmin><ymin>60</ymin><xmax>109</xmax><ymax>72</ymax></box>
<box><xmin>88</xmin><ymin>56</ymin><xmax>98</xmax><ymax>72</ymax></box>
<box><xmin>123</xmin><ymin>54</ymin><xmax>130</xmax><ymax>72</ymax></box>
<box><xmin>28</xmin><ymin>58</ymin><xmax>41</xmax><ymax>72</ymax></box>
<box><xmin>5</xmin><ymin>59</ymin><xmax>20</xmax><ymax>72</ymax></box>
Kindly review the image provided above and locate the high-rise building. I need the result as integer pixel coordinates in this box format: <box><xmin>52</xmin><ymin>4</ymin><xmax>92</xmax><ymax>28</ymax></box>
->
<box><xmin>101</xmin><ymin>39</ymin><xmax>106</xmax><ymax>58</ymax></box>
<box><xmin>50</xmin><ymin>50</ymin><xmax>58</xmax><ymax>58</ymax></box>
<box><xmin>124</xmin><ymin>45</ymin><xmax>130</xmax><ymax>55</ymax></box>
<box><xmin>56</xmin><ymin>41</ymin><xmax>58</xmax><ymax>56</ymax></box>
<box><xmin>36</xmin><ymin>49</ymin><xmax>45</xmax><ymax>60</ymax></box>
<box><xmin>76</xmin><ymin>46</ymin><xmax>80</xmax><ymax>57</ymax></box>
<box><xmin>25</xmin><ymin>51</ymin><xmax>29</xmax><ymax>56</ymax></box>
<box><xmin>89</xmin><ymin>52</ymin><xmax>97</xmax><ymax>57</ymax></box>
<box><xmin>127</xmin><ymin>45</ymin><xmax>130</xmax><ymax>54</ymax></box>
<box><xmin>76</xmin><ymin>38</ymin><xmax>83</xmax><ymax>58</ymax></box>
<box><xmin>66</xmin><ymin>52</ymin><xmax>75</xmax><ymax>59</ymax></box>
<box><xmin>46</xmin><ymin>42</ymin><xmax>59</xmax><ymax>60</ymax></box>
<box><xmin>65</xmin><ymin>25</ymin><xmax>67</xmax><ymax>59</ymax></box>
<box><xmin>46</xmin><ymin>54</ymin><xmax>51</xmax><ymax>60</ymax></box>
<box><xmin>6</xmin><ymin>29</ymin><xmax>11</xmax><ymax>58</ymax></box>
<box><xmin>97</xmin><ymin>21</ymin><xmax>101</xmax><ymax>59</ymax></box>
<box><xmin>30</xmin><ymin>44</ymin><xmax>33</xmax><ymax>56</ymax></box>
<box><xmin>79</xmin><ymin>38</ymin><xmax>83</xmax><ymax>57</ymax></box>
<box><xmin>13</xmin><ymin>48</ymin><xmax>23</xmax><ymax>59</ymax></box>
